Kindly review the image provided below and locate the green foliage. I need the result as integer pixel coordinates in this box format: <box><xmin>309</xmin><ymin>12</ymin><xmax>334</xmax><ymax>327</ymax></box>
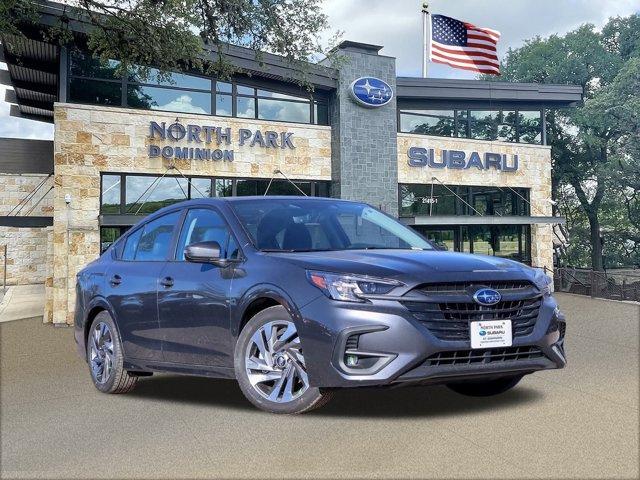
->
<box><xmin>485</xmin><ymin>15</ymin><xmax>640</xmax><ymax>269</ymax></box>
<box><xmin>2</xmin><ymin>0</ymin><xmax>334</xmax><ymax>88</ymax></box>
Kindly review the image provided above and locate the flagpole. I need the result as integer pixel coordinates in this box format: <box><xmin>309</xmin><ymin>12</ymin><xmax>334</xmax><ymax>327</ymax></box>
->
<box><xmin>422</xmin><ymin>2</ymin><xmax>430</xmax><ymax>77</ymax></box>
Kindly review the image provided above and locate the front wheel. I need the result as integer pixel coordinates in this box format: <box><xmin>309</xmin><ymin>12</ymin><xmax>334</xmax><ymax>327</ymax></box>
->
<box><xmin>446</xmin><ymin>375</ymin><xmax>523</xmax><ymax>397</ymax></box>
<box><xmin>234</xmin><ymin>305</ymin><xmax>332</xmax><ymax>414</ymax></box>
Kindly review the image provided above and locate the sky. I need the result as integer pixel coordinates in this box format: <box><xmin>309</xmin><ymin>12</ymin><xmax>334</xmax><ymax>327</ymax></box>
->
<box><xmin>1</xmin><ymin>0</ymin><xmax>639</xmax><ymax>140</ymax></box>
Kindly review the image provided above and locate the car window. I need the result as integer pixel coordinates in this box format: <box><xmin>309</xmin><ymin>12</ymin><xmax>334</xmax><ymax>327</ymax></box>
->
<box><xmin>176</xmin><ymin>208</ymin><xmax>233</xmax><ymax>260</ymax></box>
<box><xmin>135</xmin><ymin>211</ymin><xmax>181</xmax><ymax>261</ymax></box>
<box><xmin>122</xmin><ymin>228</ymin><xmax>143</xmax><ymax>260</ymax></box>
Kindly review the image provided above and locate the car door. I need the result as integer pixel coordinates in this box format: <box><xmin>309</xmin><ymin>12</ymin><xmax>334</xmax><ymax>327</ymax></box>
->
<box><xmin>105</xmin><ymin>210</ymin><xmax>181</xmax><ymax>362</ymax></box>
<box><xmin>157</xmin><ymin>207</ymin><xmax>239</xmax><ymax>366</ymax></box>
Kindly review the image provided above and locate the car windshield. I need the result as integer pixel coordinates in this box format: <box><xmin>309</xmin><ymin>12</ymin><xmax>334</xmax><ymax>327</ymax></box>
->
<box><xmin>230</xmin><ymin>198</ymin><xmax>433</xmax><ymax>252</ymax></box>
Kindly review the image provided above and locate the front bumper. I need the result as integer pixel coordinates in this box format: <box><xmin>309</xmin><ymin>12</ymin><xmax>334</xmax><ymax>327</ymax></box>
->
<box><xmin>298</xmin><ymin>292</ymin><xmax>566</xmax><ymax>388</ymax></box>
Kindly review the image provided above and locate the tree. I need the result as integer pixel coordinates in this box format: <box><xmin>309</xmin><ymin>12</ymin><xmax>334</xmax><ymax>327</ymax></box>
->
<box><xmin>487</xmin><ymin>15</ymin><xmax>640</xmax><ymax>270</ymax></box>
<box><xmin>1</xmin><ymin>0</ymin><xmax>333</xmax><ymax>86</ymax></box>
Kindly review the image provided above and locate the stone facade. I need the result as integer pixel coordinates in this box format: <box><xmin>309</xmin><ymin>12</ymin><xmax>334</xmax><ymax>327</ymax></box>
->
<box><xmin>0</xmin><ymin>174</ymin><xmax>53</xmax><ymax>286</ymax></box>
<box><xmin>397</xmin><ymin>134</ymin><xmax>554</xmax><ymax>271</ymax></box>
<box><xmin>51</xmin><ymin>103</ymin><xmax>332</xmax><ymax>324</ymax></box>
<box><xmin>324</xmin><ymin>47</ymin><xmax>398</xmax><ymax>213</ymax></box>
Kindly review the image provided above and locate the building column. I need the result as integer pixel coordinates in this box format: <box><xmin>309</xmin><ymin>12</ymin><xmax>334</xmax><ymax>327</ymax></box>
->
<box><xmin>323</xmin><ymin>42</ymin><xmax>399</xmax><ymax>214</ymax></box>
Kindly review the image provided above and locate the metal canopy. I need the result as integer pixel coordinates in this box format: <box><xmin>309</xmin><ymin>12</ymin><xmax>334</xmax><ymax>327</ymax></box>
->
<box><xmin>400</xmin><ymin>215</ymin><xmax>567</xmax><ymax>226</ymax></box>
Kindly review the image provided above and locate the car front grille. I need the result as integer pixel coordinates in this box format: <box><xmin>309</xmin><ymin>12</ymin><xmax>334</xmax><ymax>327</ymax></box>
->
<box><xmin>402</xmin><ymin>297</ymin><xmax>542</xmax><ymax>341</ymax></box>
<box><xmin>426</xmin><ymin>346</ymin><xmax>543</xmax><ymax>366</ymax></box>
<box><xmin>418</xmin><ymin>280</ymin><xmax>533</xmax><ymax>294</ymax></box>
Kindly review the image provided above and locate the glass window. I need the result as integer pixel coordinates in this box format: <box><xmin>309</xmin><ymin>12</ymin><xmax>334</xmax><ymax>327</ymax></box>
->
<box><xmin>236</xmin><ymin>179</ymin><xmax>258</xmax><ymax>196</ymax></box>
<box><xmin>399</xmin><ymin>184</ymin><xmax>459</xmax><ymax>217</ymax></box>
<box><xmin>101</xmin><ymin>175</ymin><xmax>121</xmax><ymax>214</ymax></box>
<box><xmin>127</xmin><ymin>85</ymin><xmax>211</xmax><ymax>114</ymax></box>
<box><xmin>135</xmin><ymin>211</ymin><xmax>181</xmax><ymax>261</ymax></box>
<box><xmin>69</xmin><ymin>78</ymin><xmax>122</xmax><ymax>106</ymax></box>
<box><xmin>469</xmin><ymin>110</ymin><xmax>498</xmax><ymax>140</ymax></box>
<box><xmin>125</xmin><ymin>176</ymin><xmax>188</xmax><ymax>214</ymax></box>
<box><xmin>236</xmin><ymin>96</ymin><xmax>255</xmax><ymax>118</ymax></box>
<box><xmin>215</xmin><ymin>94</ymin><xmax>232</xmax><ymax>116</ymax></box>
<box><xmin>455</xmin><ymin>110</ymin><xmax>469</xmax><ymax>137</ymax></box>
<box><xmin>497</xmin><ymin>111</ymin><xmax>517</xmax><ymax>142</ymax></box>
<box><xmin>400</xmin><ymin>110</ymin><xmax>455</xmax><ymax>136</ymax></box>
<box><xmin>214</xmin><ymin>179</ymin><xmax>233</xmax><ymax>197</ymax></box>
<box><xmin>314</xmin><ymin>102</ymin><xmax>329</xmax><ymax>125</ymax></box>
<box><xmin>128</xmin><ymin>67</ymin><xmax>211</xmax><ymax>90</ymax></box>
<box><xmin>230</xmin><ymin>198</ymin><xmax>433</xmax><ymax>252</ymax></box>
<box><xmin>237</xmin><ymin>85</ymin><xmax>255</xmax><ymax>95</ymax></box>
<box><xmin>257</xmin><ymin>89</ymin><xmax>306</xmax><ymax>101</ymax></box>
<box><xmin>100</xmin><ymin>227</ymin><xmax>125</xmax><ymax>254</ymax></box>
<box><xmin>315</xmin><ymin>181</ymin><xmax>331</xmax><ymax>198</ymax></box>
<box><xmin>518</xmin><ymin>111</ymin><xmax>542</xmax><ymax>144</ymax></box>
<box><xmin>176</xmin><ymin>208</ymin><xmax>231</xmax><ymax>260</ymax></box>
<box><xmin>216</xmin><ymin>81</ymin><xmax>232</xmax><ymax>93</ymax></box>
<box><xmin>122</xmin><ymin>227</ymin><xmax>143</xmax><ymax>260</ymax></box>
<box><xmin>258</xmin><ymin>98</ymin><xmax>310</xmax><ymax>123</ymax></box>
<box><xmin>70</xmin><ymin>49</ymin><xmax>121</xmax><ymax>79</ymax></box>
<box><xmin>190</xmin><ymin>178</ymin><xmax>212</xmax><ymax>198</ymax></box>
<box><xmin>258</xmin><ymin>180</ymin><xmax>311</xmax><ymax>196</ymax></box>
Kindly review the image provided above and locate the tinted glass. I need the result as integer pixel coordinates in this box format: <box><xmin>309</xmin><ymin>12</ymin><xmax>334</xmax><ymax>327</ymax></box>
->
<box><xmin>469</xmin><ymin>110</ymin><xmax>497</xmax><ymax>140</ymax></box>
<box><xmin>101</xmin><ymin>175</ymin><xmax>121</xmax><ymax>213</ymax></box>
<box><xmin>455</xmin><ymin>110</ymin><xmax>469</xmax><ymax>137</ymax></box>
<box><xmin>230</xmin><ymin>199</ymin><xmax>433</xmax><ymax>252</ymax></box>
<box><xmin>214</xmin><ymin>179</ymin><xmax>233</xmax><ymax>197</ymax></box>
<box><xmin>236</xmin><ymin>97</ymin><xmax>255</xmax><ymax>118</ymax></box>
<box><xmin>125</xmin><ymin>176</ymin><xmax>188</xmax><ymax>214</ymax></box>
<box><xmin>314</xmin><ymin>102</ymin><xmax>329</xmax><ymax>125</ymax></box>
<box><xmin>237</xmin><ymin>85</ymin><xmax>255</xmax><ymax>95</ymax></box>
<box><xmin>216</xmin><ymin>81</ymin><xmax>232</xmax><ymax>93</ymax></box>
<box><xmin>215</xmin><ymin>93</ymin><xmax>232</xmax><ymax>116</ymax></box>
<box><xmin>257</xmin><ymin>90</ymin><xmax>306</xmax><ymax>101</ymax></box>
<box><xmin>69</xmin><ymin>78</ymin><xmax>122</xmax><ymax>106</ymax></box>
<box><xmin>70</xmin><ymin>50</ymin><xmax>121</xmax><ymax>79</ymax></box>
<box><xmin>518</xmin><ymin>111</ymin><xmax>542</xmax><ymax>144</ymax></box>
<box><xmin>236</xmin><ymin>179</ymin><xmax>258</xmax><ymax>196</ymax></box>
<box><xmin>190</xmin><ymin>178</ymin><xmax>212</xmax><ymax>198</ymax></box>
<box><xmin>258</xmin><ymin>98</ymin><xmax>310</xmax><ymax>123</ymax></box>
<box><xmin>128</xmin><ymin>67</ymin><xmax>210</xmax><ymax>90</ymax></box>
<box><xmin>127</xmin><ymin>85</ymin><xmax>211</xmax><ymax>114</ymax></box>
<box><xmin>122</xmin><ymin>228</ymin><xmax>143</xmax><ymax>260</ymax></box>
<box><xmin>100</xmin><ymin>227</ymin><xmax>124</xmax><ymax>254</ymax></box>
<box><xmin>400</xmin><ymin>110</ymin><xmax>455</xmax><ymax>136</ymax></box>
<box><xmin>135</xmin><ymin>211</ymin><xmax>180</xmax><ymax>261</ymax></box>
<box><xmin>177</xmin><ymin>209</ymin><xmax>230</xmax><ymax>260</ymax></box>
<box><xmin>497</xmin><ymin>111</ymin><xmax>517</xmax><ymax>142</ymax></box>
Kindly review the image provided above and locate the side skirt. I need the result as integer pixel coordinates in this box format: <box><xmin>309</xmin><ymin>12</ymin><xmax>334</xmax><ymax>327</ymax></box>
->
<box><xmin>123</xmin><ymin>358</ymin><xmax>236</xmax><ymax>380</ymax></box>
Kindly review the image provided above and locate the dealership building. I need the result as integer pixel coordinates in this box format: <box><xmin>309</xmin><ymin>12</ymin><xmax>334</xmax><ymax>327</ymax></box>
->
<box><xmin>0</xmin><ymin>2</ymin><xmax>582</xmax><ymax>324</ymax></box>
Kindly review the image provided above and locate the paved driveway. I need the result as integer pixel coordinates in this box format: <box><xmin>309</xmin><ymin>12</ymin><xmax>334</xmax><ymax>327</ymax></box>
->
<box><xmin>1</xmin><ymin>293</ymin><xmax>638</xmax><ymax>479</ymax></box>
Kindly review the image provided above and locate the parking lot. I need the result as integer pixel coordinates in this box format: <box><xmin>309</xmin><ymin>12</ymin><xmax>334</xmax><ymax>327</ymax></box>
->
<box><xmin>1</xmin><ymin>293</ymin><xmax>638</xmax><ymax>479</ymax></box>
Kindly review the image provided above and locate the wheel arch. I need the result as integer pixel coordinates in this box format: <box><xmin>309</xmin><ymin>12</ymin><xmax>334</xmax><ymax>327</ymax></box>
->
<box><xmin>83</xmin><ymin>297</ymin><xmax>121</xmax><ymax>353</ymax></box>
<box><xmin>233</xmin><ymin>285</ymin><xmax>303</xmax><ymax>338</ymax></box>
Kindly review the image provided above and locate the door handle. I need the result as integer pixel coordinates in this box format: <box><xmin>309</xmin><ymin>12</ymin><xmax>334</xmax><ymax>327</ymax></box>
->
<box><xmin>160</xmin><ymin>276</ymin><xmax>174</xmax><ymax>288</ymax></box>
<box><xmin>109</xmin><ymin>274</ymin><xmax>122</xmax><ymax>286</ymax></box>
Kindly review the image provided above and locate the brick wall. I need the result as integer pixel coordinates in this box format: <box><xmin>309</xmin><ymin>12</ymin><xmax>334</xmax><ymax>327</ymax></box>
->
<box><xmin>0</xmin><ymin>174</ymin><xmax>53</xmax><ymax>286</ymax></box>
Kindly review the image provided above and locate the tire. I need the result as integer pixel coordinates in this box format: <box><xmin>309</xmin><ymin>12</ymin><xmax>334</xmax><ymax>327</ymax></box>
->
<box><xmin>234</xmin><ymin>305</ymin><xmax>332</xmax><ymax>414</ymax></box>
<box><xmin>86</xmin><ymin>311</ymin><xmax>138</xmax><ymax>394</ymax></box>
<box><xmin>446</xmin><ymin>375</ymin><xmax>523</xmax><ymax>397</ymax></box>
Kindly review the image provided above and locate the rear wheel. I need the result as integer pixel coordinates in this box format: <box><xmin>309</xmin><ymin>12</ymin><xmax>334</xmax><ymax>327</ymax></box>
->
<box><xmin>234</xmin><ymin>305</ymin><xmax>332</xmax><ymax>414</ymax></box>
<box><xmin>446</xmin><ymin>375</ymin><xmax>523</xmax><ymax>397</ymax></box>
<box><xmin>87</xmin><ymin>311</ymin><xmax>138</xmax><ymax>394</ymax></box>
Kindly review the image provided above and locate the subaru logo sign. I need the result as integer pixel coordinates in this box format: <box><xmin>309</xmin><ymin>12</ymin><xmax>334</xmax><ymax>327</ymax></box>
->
<box><xmin>349</xmin><ymin>77</ymin><xmax>393</xmax><ymax>108</ymax></box>
<box><xmin>473</xmin><ymin>288</ymin><xmax>502</xmax><ymax>306</ymax></box>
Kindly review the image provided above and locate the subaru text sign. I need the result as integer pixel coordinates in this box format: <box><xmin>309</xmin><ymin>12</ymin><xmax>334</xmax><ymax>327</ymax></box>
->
<box><xmin>349</xmin><ymin>77</ymin><xmax>393</xmax><ymax>107</ymax></box>
<box><xmin>408</xmin><ymin>147</ymin><xmax>518</xmax><ymax>172</ymax></box>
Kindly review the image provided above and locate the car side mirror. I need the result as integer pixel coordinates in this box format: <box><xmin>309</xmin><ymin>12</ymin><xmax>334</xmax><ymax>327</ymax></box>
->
<box><xmin>184</xmin><ymin>241</ymin><xmax>227</xmax><ymax>266</ymax></box>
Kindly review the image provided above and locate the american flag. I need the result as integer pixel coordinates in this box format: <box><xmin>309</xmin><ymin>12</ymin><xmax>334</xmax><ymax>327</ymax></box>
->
<box><xmin>429</xmin><ymin>14</ymin><xmax>501</xmax><ymax>75</ymax></box>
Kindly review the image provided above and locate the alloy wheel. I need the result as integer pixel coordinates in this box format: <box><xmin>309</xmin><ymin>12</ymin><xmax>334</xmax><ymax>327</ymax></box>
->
<box><xmin>245</xmin><ymin>320</ymin><xmax>309</xmax><ymax>403</ymax></box>
<box><xmin>89</xmin><ymin>321</ymin><xmax>114</xmax><ymax>384</ymax></box>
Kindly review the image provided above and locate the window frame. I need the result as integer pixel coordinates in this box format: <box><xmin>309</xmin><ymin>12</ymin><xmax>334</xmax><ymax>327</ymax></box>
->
<box><xmin>172</xmin><ymin>205</ymin><xmax>244</xmax><ymax>262</ymax></box>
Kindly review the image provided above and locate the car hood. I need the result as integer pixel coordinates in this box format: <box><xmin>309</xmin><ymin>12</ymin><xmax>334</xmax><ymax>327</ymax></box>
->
<box><xmin>268</xmin><ymin>250</ymin><xmax>535</xmax><ymax>284</ymax></box>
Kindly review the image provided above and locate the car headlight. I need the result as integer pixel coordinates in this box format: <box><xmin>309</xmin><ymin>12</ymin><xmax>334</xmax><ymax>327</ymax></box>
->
<box><xmin>533</xmin><ymin>268</ymin><xmax>553</xmax><ymax>295</ymax></box>
<box><xmin>306</xmin><ymin>271</ymin><xmax>403</xmax><ymax>302</ymax></box>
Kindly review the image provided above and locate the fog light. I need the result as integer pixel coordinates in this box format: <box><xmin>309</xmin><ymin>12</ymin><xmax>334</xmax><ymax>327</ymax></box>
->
<box><xmin>345</xmin><ymin>355</ymin><xmax>359</xmax><ymax>367</ymax></box>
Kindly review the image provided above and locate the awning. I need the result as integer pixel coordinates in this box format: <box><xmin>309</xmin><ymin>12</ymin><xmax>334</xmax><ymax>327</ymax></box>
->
<box><xmin>400</xmin><ymin>215</ymin><xmax>566</xmax><ymax>226</ymax></box>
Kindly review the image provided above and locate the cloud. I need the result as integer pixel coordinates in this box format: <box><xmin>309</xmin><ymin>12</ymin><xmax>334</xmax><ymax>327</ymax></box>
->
<box><xmin>2</xmin><ymin>1</ymin><xmax>639</xmax><ymax>140</ymax></box>
<box><xmin>321</xmin><ymin>0</ymin><xmax>640</xmax><ymax>78</ymax></box>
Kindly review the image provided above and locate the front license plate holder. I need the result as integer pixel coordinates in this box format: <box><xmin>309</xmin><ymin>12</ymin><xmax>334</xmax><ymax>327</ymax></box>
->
<box><xmin>470</xmin><ymin>320</ymin><xmax>512</xmax><ymax>349</ymax></box>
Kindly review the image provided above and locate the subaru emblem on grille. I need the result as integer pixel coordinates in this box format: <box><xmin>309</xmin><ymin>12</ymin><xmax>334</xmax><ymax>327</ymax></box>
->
<box><xmin>473</xmin><ymin>288</ymin><xmax>502</xmax><ymax>306</ymax></box>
